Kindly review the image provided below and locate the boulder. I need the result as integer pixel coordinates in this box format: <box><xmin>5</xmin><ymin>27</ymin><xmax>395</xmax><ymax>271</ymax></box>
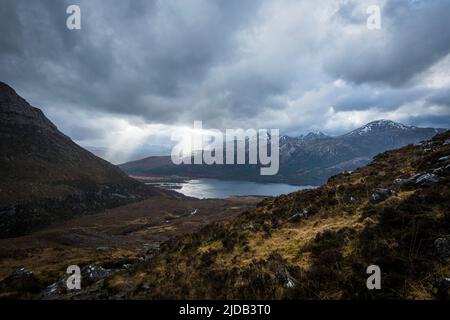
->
<box><xmin>433</xmin><ymin>164</ymin><xmax>450</xmax><ymax>176</ymax></box>
<box><xmin>82</xmin><ymin>265</ymin><xmax>112</xmax><ymax>284</ymax></box>
<box><xmin>434</xmin><ymin>237</ymin><xmax>450</xmax><ymax>259</ymax></box>
<box><xmin>0</xmin><ymin>267</ymin><xmax>42</xmax><ymax>293</ymax></box>
<box><xmin>434</xmin><ymin>278</ymin><xmax>450</xmax><ymax>299</ymax></box>
<box><xmin>394</xmin><ymin>172</ymin><xmax>440</xmax><ymax>187</ymax></box>
<box><xmin>244</xmin><ymin>223</ymin><xmax>256</xmax><ymax>231</ymax></box>
<box><xmin>415</xmin><ymin>173</ymin><xmax>439</xmax><ymax>186</ymax></box>
<box><xmin>144</xmin><ymin>253</ymin><xmax>156</xmax><ymax>261</ymax></box>
<box><xmin>143</xmin><ymin>243</ymin><xmax>160</xmax><ymax>250</ymax></box>
<box><xmin>275</xmin><ymin>267</ymin><xmax>296</xmax><ymax>288</ymax></box>
<box><xmin>393</xmin><ymin>173</ymin><xmax>422</xmax><ymax>187</ymax></box>
<box><xmin>0</xmin><ymin>205</ymin><xmax>16</xmax><ymax>216</ymax></box>
<box><xmin>288</xmin><ymin>209</ymin><xmax>308</xmax><ymax>222</ymax></box>
<box><xmin>393</xmin><ymin>178</ymin><xmax>412</xmax><ymax>187</ymax></box>
<box><xmin>370</xmin><ymin>188</ymin><xmax>395</xmax><ymax>204</ymax></box>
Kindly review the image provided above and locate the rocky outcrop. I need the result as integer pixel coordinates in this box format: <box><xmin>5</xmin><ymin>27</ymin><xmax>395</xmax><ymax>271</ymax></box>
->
<box><xmin>0</xmin><ymin>268</ymin><xmax>43</xmax><ymax>295</ymax></box>
<box><xmin>370</xmin><ymin>188</ymin><xmax>395</xmax><ymax>204</ymax></box>
<box><xmin>394</xmin><ymin>173</ymin><xmax>440</xmax><ymax>188</ymax></box>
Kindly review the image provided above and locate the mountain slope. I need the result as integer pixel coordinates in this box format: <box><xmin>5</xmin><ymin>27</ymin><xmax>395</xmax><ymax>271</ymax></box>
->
<box><xmin>120</xmin><ymin>120</ymin><xmax>444</xmax><ymax>185</ymax></box>
<box><xmin>0</xmin><ymin>82</ymin><xmax>163</xmax><ymax>237</ymax></box>
<box><xmin>61</xmin><ymin>130</ymin><xmax>450</xmax><ymax>299</ymax></box>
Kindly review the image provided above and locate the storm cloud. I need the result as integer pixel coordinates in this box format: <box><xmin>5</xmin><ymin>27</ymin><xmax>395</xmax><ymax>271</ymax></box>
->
<box><xmin>1</xmin><ymin>0</ymin><xmax>449</xmax><ymax>162</ymax></box>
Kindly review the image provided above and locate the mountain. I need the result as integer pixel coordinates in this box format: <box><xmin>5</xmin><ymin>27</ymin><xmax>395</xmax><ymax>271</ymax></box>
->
<box><xmin>32</xmin><ymin>130</ymin><xmax>450</xmax><ymax>299</ymax></box>
<box><xmin>0</xmin><ymin>82</ymin><xmax>164</xmax><ymax>237</ymax></box>
<box><xmin>84</xmin><ymin>145</ymin><xmax>172</xmax><ymax>165</ymax></box>
<box><xmin>344</xmin><ymin>119</ymin><xmax>416</xmax><ymax>136</ymax></box>
<box><xmin>298</xmin><ymin>131</ymin><xmax>329</xmax><ymax>141</ymax></box>
<box><xmin>120</xmin><ymin>120</ymin><xmax>445</xmax><ymax>185</ymax></box>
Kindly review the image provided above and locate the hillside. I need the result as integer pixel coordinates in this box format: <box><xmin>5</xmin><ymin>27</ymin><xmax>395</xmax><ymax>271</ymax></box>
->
<box><xmin>0</xmin><ymin>82</ymin><xmax>165</xmax><ymax>237</ymax></box>
<box><xmin>120</xmin><ymin>120</ymin><xmax>444</xmax><ymax>185</ymax></box>
<box><xmin>39</xmin><ymin>130</ymin><xmax>449</xmax><ymax>299</ymax></box>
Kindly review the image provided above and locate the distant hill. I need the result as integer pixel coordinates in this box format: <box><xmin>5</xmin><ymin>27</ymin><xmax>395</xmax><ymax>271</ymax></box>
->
<box><xmin>0</xmin><ymin>82</ymin><xmax>166</xmax><ymax>237</ymax></box>
<box><xmin>84</xmin><ymin>145</ymin><xmax>172</xmax><ymax>165</ymax></box>
<box><xmin>120</xmin><ymin>120</ymin><xmax>445</xmax><ymax>185</ymax></box>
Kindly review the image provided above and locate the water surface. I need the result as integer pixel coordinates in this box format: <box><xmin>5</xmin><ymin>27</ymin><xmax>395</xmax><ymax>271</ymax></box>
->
<box><xmin>147</xmin><ymin>178</ymin><xmax>314</xmax><ymax>199</ymax></box>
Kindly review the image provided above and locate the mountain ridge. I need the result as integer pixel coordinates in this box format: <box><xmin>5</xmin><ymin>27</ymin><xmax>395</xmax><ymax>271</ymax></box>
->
<box><xmin>0</xmin><ymin>82</ymin><xmax>169</xmax><ymax>238</ymax></box>
<box><xmin>120</xmin><ymin>120</ymin><xmax>446</xmax><ymax>185</ymax></box>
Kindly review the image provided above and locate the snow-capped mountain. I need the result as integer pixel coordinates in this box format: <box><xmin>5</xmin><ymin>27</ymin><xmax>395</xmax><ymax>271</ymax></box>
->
<box><xmin>345</xmin><ymin>120</ymin><xmax>414</xmax><ymax>136</ymax></box>
<box><xmin>121</xmin><ymin>120</ymin><xmax>446</xmax><ymax>185</ymax></box>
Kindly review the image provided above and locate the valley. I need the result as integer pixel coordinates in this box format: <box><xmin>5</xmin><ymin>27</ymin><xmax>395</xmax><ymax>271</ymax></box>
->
<box><xmin>0</xmin><ymin>82</ymin><xmax>448</xmax><ymax>300</ymax></box>
<box><xmin>1</xmin><ymin>130</ymin><xmax>449</xmax><ymax>299</ymax></box>
<box><xmin>0</xmin><ymin>193</ymin><xmax>261</xmax><ymax>298</ymax></box>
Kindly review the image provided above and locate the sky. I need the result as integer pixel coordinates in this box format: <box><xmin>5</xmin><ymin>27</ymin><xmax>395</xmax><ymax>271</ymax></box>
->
<box><xmin>1</xmin><ymin>0</ymin><xmax>450</xmax><ymax>163</ymax></box>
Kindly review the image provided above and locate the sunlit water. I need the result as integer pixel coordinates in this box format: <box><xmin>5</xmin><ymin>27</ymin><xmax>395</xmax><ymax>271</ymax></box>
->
<box><xmin>147</xmin><ymin>178</ymin><xmax>315</xmax><ymax>199</ymax></box>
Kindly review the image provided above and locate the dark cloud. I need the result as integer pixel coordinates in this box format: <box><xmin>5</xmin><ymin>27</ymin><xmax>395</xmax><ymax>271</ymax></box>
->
<box><xmin>407</xmin><ymin>114</ymin><xmax>450</xmax><ymax>130</ymax></box>
<box><xmin>427</xmin><ymin>88</ymin><xmax>450</xmax><ymax>107</ymax></box>
<box><xmin>327</xmin><ymin>0</ymin><xmax>450</xmax><ymax>86</ymax></box>
<box><xmin>0</xmin><ymin>0</ymin><xmax>449</xmax><ymax>150</ymax></box>
<box><xmin>333</xmin><ymin>86</ymin><xmax>429</xmax><ymax>111</ymax></box>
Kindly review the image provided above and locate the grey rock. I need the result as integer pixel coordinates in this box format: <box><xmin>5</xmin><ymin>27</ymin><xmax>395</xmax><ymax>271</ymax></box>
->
<box><xmin>111</xmin><ymin>193</ymin><xmax>127</xmax><ymax>199</ymax></box>
<box><xmin>276</xmin><ymin>267</ymin><xmax>296</xmax><ymax>288</ymax></box>
<box><xmin>286</xmin><ymin>278</ymin><xmax>295</xmax><ymax>288</ymax></box>
<box><xmin>144</xmin><ymin>253</ymin><xmax>156</xmax><ymax>261</ymax></box>
<box><xmin>393</xmin><ymin>178</ymin><xmax>412</xmax><ymax>187</ymax></box>
<box><xmin>44</xmin><ymin>278</ymin><xmax>68</xmax><ymax>296</ymax></box>
<box><xmin>433</xmin><ymin>167</ymin><xmax>444</xmax><ymax>174</ymax></box>
<box><xmin>433</xmin><ymin>164</ymin><xmax>450</xmax><ymax>176</ymax></box>
<box><xmin>1</xmin><ymin>267</ymin><xmax>42</xmax><ymax>293</ymax></box>
<box><xmin>13</xmin><ymin>267</ymin><xmax>33</xmax><ymax>277</ymax></box>
<box><xmin>0</xmin><ymin>205</ymin><xmax>16</xmax><ymax>216</ymax></box>
<box><xmin>82</xmin><ymin>265</ymin><xmax>112</xmax><ymax>283</ymax></box>
<box><xmin>288</xmin><ymin>209</ymin><xmax>308</xmax><ymax>222</ymax></box>
<box><xmin>438</xmin><ymin>155</ymin><xmax>450</xmax><ymax>161</ymax></box>
<box><xmin>395</xmin><ymin>172</ymin><xmax>440</xmax><ymax>187</ymax></box>
<box><xmin>415</xmin><ymin>173</ymin><xmax>439</xmax><ymax>186</ymax></box>
<box><xmin>434</xmin><ymin>278</ymin><xmax>450</xmax><ymax>298</ymax></box>
<box><xmin>370</xmin><ymin>188</ymin><xmax>395</xmax><ymax>203</ymax></box>
<box><xmin>143</xmin><ymin>243</ymin><xmax>160</xmax><ymax>250</ymax></box>
<box><xmin>443</xmin><ymin>139</ymin><xmax>450</xmax><ymax>146</ymax></box>
<box><xmin>244</xmin><ymin>223</ymin><xmax>256</xmax><ymax>231</ymax></box>
<box><xmin>434</xmin><ymin>237</ymin><xmax>450</xmax><ymax>259</ymax></box>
